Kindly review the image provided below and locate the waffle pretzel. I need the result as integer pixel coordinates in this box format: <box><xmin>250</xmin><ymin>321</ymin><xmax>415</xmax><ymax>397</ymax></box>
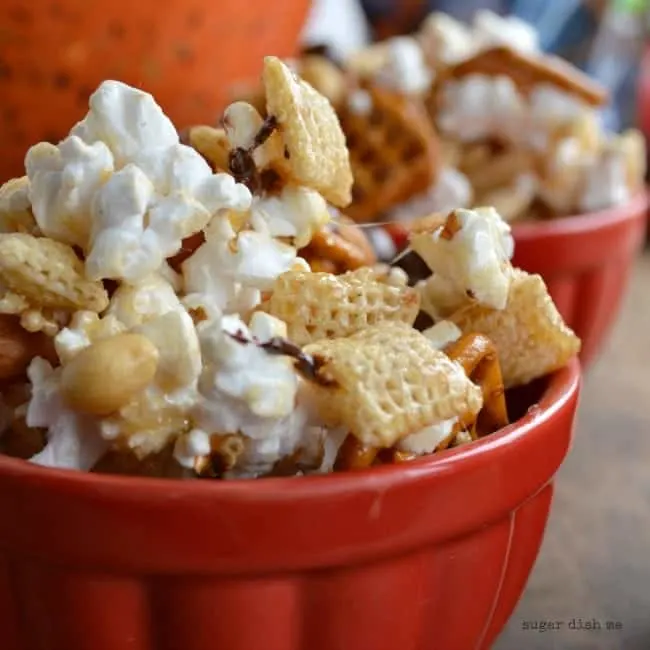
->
<box><xmin>439</xmin><ymin>46</ymin><xmax>608</xmax><ymax>106</ymax></box>
<box><xmin>194</xmin><ymin>434</ymin><xmax>245</xmax><ymax>477</ymax></box>
<box><xmin>338</xmin><ymin>83</ymin><xmax>440</xmax><ymax>223</ymax></box>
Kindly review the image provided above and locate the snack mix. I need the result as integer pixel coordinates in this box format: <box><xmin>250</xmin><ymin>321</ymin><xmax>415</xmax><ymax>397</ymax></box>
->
<box><xmin>0</xmin><ymin>56</ymin><xmax>580</xmax><ymax>480</ymax></box>
<box><xmin>224</xmin><ymin>10</ymin><xmax>646</xmax><ymax>262</ymax></box>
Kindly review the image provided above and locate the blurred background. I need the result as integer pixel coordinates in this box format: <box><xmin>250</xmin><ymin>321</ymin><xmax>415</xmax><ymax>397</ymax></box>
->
<box><xmin>304</xmin><ymin>0</ymin><xmax>650</xmax><ymax>139</ymax></box>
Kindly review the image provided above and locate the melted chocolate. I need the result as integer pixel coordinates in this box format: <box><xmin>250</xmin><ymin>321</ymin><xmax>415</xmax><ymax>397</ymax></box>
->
<box><xmin>226</xmin><ymin>332</ymin><xmax>337</xmax><ymax>387</ymax></box>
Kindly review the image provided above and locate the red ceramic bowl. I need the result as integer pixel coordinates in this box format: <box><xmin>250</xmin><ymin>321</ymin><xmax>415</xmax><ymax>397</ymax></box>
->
<box><xmin>0</xmin><ymin>0</ymin><xmax>311</xmax><ymax>181</ymax></box>
<box><xmin>511</xmin><ymin>193</ymin><xmax>648</xmax><ymax>367</ymax></box>
<box><xmin>0</xmin><ymin>360</ymin><xmax>580</xmax><ymax>650</ymax></box>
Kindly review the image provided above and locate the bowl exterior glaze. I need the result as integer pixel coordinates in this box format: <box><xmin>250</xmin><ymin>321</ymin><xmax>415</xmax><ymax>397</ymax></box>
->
<box><xmin>512</xmin><ymin>194</ymin><xmax>648</xmax><ymax>367</ymax></box>
<box><xmin>0</xmin><ymin>361</ymin><xmax>580</xmax><ymax>650</ymax></box>
<box><xmin>0</xmin><ymin>0</ymin><xmax>311</xmax><ymax>181</ymax></box>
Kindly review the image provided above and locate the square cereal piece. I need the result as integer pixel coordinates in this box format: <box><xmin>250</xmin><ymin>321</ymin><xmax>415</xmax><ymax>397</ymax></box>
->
<box><xmin>304</xmin><ymin>322</ymin><xmax>482</xmax><ymax>447</ymax></box>
<box><xmin>449</xmin><ymin>269</ymin><xmax>580</xmax><ymax>388</ymax></box>
<box><xmin>0</xmin><ymin>233</ymin><xmax>108</xmax><ymax>312</ymax></box>
<box><xmin>263</xmin><ymin>56</ymin><xmax>353</xmax><ymax>208</ymax></box>
<box><xmin>261</xmin><ymin>267</ymin><xmax>420</xmax><ymax>346</ymax></box>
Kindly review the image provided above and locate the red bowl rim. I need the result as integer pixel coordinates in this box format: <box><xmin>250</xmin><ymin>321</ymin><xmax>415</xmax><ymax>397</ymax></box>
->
<box><xmin>0</xmin><ymin>359</ymin><xmax>581</xmax><ymax>501</ymax></box>
<box><xmin>511</xmin><ymin>192</ymin><xmax>649</xmax><ymax>241</ymax></box>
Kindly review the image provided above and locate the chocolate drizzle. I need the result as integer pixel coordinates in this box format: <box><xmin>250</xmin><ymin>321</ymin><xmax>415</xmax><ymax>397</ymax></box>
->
<box><xmin>228</xmin><ymin>116</ymin><xmax>279</xmax><ymax>194</ymax></box>
<box><xmin>226</xmin><ymin>331</ymin><xmax>336</xmax><ymax>387</ymax></box>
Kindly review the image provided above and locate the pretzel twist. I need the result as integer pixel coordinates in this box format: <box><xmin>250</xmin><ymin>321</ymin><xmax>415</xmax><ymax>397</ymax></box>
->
<box><xmin>300</xmin><ymin>222</ymin><xmax>377</xmax><ymax>273</ymax></box>
<box><xmin>443</xmin><ymin>333</ymin><xmax>509</xmax><ymax>437</ymax></box>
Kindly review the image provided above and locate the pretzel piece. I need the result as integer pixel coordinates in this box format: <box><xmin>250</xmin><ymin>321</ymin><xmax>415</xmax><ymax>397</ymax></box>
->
<box><xmin>444</xmin><ymin>333</ymin><xmax>509</xmax><ymax>436</ymax></box>
<box><xmin>333</xmin><ymin>435</ymin><xmax>380</xmax><ymax>471</ymax></box>
<box><xmin>445</xmin><ymin>46</ymin><xmax>608</xmax><ymax>106</ymax></box>
<box><xmin>299</xmin><ymin>221</ymin><xmax>377</xmax><ymax>273</ymax></box>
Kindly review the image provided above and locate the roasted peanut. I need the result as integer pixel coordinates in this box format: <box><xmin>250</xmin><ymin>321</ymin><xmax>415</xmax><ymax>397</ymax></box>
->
<box><xmin>60</xmin><ymin>333</ymin><xmax>159</xmax><ymax>416</ymax></box>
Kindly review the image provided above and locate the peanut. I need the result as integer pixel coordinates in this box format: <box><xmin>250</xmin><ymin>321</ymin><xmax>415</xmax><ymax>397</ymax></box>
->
<box><xmin>60</xmin><ymin>333</ymin><xmax>159</xmax><ymax>416</ymax></box>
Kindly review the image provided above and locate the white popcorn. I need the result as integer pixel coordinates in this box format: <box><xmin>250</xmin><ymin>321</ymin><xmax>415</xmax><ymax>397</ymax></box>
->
<box><xmin>223</xmin><ymin>101</ymin><xmax>281</xmax><ymax>169</ymax></box>
<box><xmin>108</xmin><ymin>274</ymin><xmax>183</xmax><ymax>328</ymax></box>
<box><xmin>85</xmin><ymin>160</ymin><xmax>251</xmax><ymax>283</ymax></box>
<box><xmin>420</xmin><ymin>12</ymin><xmax>475</xmax><ymax>65</ymax></box>
<box><xmin>397</xmin><ymin>418</ymin><xmax>458</xmax><ymax>455</ymax></box>
<box><xmin>579</xmin><ymin>145</ymin><xmax>631</xmax><ymax>213</ymax></box>
<box><xmin>26</xmin><ymin>137</ymin><xmax>114</xmax><ymax>247</ymax></box>
<box><xmin>27</xmin><ymin>358</ymin><xmax>108</xmax><ymax>470</ymax></box>
<box><xmin>473</xmin><ymin>10</ymin><xmax>539</xmax><ymax>54</ymax></box>
<box><xmin>411</xmin><ymin>207</ymin><xmax>514</xmax><ymax>311</ymax></box>
<box><xmin>132</xmin><ymin>145</ymin><xmax>251</xmax><ymax>213</ymax></box>
<box><xmin>29</xmin><ymin>81</ymin><xmax>252</xmax><ymax>282</ymax></box>
<box><xmin>135</xmin><ymin>310</ymin><xmax>202</xmax><ymax>392</ymax></box>
<box><xmin>422</xmin><ymin>320</ymin><xmax>462</xmax><ymax>350</ymax></box>
<box><xmin>250</xmin><ymin>184</ymin><xmax>330</xmax><ymax>248</ymax></box>
<box><xmin>347</xmin><ymin>89</ymin><xmax>373</xmax><ymax>115</ymax></box>
<box><xmin>438</xmin><ymin>75</ymin><xmax>528</xmax><ymax>144</ymax></box>
<box><xmin>376</xmin><ymin>36</ymin><xmax>433</xmax><ymax>95</ymax></box>
<box><xmin>183</xmin><ymin>217</ymin><xmax>298</xmax><ymax>315</ymax></box>
<box><xmin>439</xmin><ymin>75</ymin><xmax>591</xmax><ymax>151</ymax></box>
<box><xmin>173</xmin><ymin>428</ymin><xmax>211</xmax><ymax>469</ymax></box>
<box><xmin>71</xmin><ymin>80</ymin><xmax>179</xmax><ymax>166</ymax></box>
<box><xmin>388</xmin><ymin>167</ymin><xmax>473</xmax><ymax>221</ymax></box>
<box><xmin>233</xmin><ymin>231</ymin><xmax>300</xmax><ymax>288</ymax></box>
<box><xmin>196</xmin><ymin>312</ymin><xmax>298</xmax><ymax>430</ymax></box>
<box><xmin>54</xmin><ymin>312</ymin><xmax>126</xmax><ymax>365</ymax></box>
<box><xmin>223</xmin><ymin>101</ymin><xmax>264</xmax><ymax>150</ymax></box>
<box><xmin>223</xmin><ymin>406</ymin><xmax>312</xmax><ymax>479</ymax></box>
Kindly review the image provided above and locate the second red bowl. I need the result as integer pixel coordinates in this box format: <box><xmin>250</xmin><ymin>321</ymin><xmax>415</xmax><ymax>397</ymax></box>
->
<box><xmin>511</xmin><ymin>193</ymin><xmax>648</xmax><ymax>367</ymax></box>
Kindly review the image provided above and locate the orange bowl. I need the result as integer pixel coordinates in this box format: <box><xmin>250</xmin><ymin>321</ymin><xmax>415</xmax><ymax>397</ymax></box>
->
<box><xmin>0</xmin><ymin>360</ymin><xmax>580</xmax><ymax>650</ymax></box>
<box><xmin>0</xmin><ymin>0</ymin><xmax>311</xmax><ymax>181</ymax></box>
<box><xmin>511</xmin><ymin>194</ymin><xmax>648</xmax><ymax>367</ymax></box>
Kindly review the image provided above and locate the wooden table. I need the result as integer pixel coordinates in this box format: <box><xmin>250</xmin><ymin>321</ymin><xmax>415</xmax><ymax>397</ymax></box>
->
<box><xmin>495</xmin><ymin>252</ymin><xmax>650</xmax><ymax>650</ymax></box>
